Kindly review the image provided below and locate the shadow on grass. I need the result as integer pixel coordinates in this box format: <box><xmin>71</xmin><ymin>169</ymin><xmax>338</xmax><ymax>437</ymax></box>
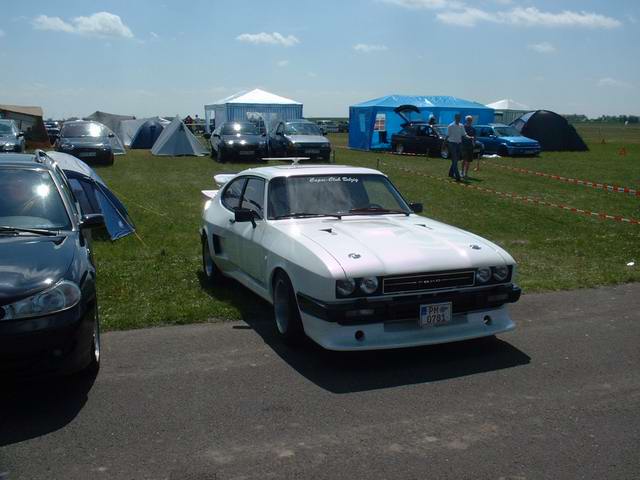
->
<box><xmin>0</xmin><ymin>369</ymin><xmax>97</xmax><ymax>447</ymax></box>
<box><xmin>198</xmin><ymin>272</ymin><xmax>531</xmax><ymax>394</ymax></box>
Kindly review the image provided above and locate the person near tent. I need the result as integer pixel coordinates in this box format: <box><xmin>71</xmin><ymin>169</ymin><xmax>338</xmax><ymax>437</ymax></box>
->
<box><xmin>446</xmin><ymin>113</ymin><xmax>468</xmax><ymax>182</ymax></box>
<box><xmin>428</xmin><ymin>115</ymin><xmax>437</xmax><ymax>128</ymax></box>
<box><xmin>462</xmin><ymin>115</ymin><xmax>476</xmax><ymax>178</ymax></box>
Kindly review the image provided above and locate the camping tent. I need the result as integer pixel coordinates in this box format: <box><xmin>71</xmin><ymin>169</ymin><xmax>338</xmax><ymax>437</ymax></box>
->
<box><xmin>85</xmin><ymin>111</ymin><xmax>134</xmax><ymax>136</ymax></box>
<box><xmin>151</xmin><ymin>117</ymin><xmax>207</xmax><ymax>156</ymax></box>
<box><xmin>118</xmin><ymin>119</ymin><xmax>147</xmax><ymax>147</ymax></box>
<box><xmin>130</xmin><ymin>118</ymin><xmax>167</xmax><ymax>149</ymax></box>
<box><xmin>46</xmin><ymin>151</ymin><xmax>135</xmax><ymax>240</ymax></box>
<box><xmin>511</xmin><ymin>110</ymin><xmax>588</xmax><ymax>152</ymax></box>
<box><xmin>204</xmin><ymin>88</ymin><xmax>303</xmax><ymax>133</ymax></box>
<box><xmin>349</xmin><ymin>95</ymin><xmax>495</xmax><ymax>150</ymax></box>
<box><xmin>486</xmin><ymin>99</ymin><xmax>531</xmax><ymax>124</ymax></box>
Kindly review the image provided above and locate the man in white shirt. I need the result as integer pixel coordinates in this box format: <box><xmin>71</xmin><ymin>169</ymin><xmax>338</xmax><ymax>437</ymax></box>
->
<box><xmin>446</xmin><ymin>113</ymin><xmax>468</xmax><ymax>181</ymax></box>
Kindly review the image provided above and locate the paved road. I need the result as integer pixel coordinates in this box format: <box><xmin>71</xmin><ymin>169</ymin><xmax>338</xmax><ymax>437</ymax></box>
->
<box><xmin>1</xmin><ymin>284</ymin><xmax>639</xmax><ymax>480</ymax></box>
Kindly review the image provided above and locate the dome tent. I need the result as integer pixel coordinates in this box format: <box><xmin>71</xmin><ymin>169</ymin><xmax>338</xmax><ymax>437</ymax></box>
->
<box><xmin>511</xmin><ymin>110</ymin><xmax>588</xmax><ymax>152</ymax></box>
<box><xmin>151</xmin><ymin>116</ymin><xmax>207</xmax><ymax>156</ymax></box>
<box><xmin>130</xmin><ymin>118</ymin><xmax>166</xmax><ymax>149</ymax></box>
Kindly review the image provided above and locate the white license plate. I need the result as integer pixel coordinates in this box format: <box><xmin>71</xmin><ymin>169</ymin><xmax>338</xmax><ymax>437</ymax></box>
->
<box><xmin>79</xmin><ymin>152</ymin><xmax>96</xmax><ymax>157</ymax></box>
<box><xmin>419</xmin><ymin>302</ymin><xmax>452</xmax><ymax>328</ymax></box>
<box><xmin>239</xmin><ymin>151</ymin><xmax>255</xmax><ymax>156</ymax></box>
<box><xmin>305</xmin><ymin>149</ymin><xmax>320</xmax><ymax>154</ymax></box>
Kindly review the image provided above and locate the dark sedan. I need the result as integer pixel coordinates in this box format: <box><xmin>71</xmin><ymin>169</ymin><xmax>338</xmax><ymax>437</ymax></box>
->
<box><xmin>209</xmin><ymin>122</ymin><xmax>268</xmax><ymax>163</ymax></box>
<box><xmin>56</xmin><ymin>121</ymin><xmax>115</xmax><ymax>165</ymax></box>
<box><xmin>0</xmin><ymin>152</ymin><xmax>104</xmax><ymax>377</ymax></box>
<box><xmin>433</xmin><ymin>125</ymin><xmax>485</xmax><ymax>160</ymax></box>
<box><xmin>268</xmin><ymin>119</ymin><xmax>331</xmax><ymax>161</ymax></box>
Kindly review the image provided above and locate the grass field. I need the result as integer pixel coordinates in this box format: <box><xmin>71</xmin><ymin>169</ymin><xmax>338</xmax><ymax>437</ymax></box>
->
<box><xmin>93</xmin><ymin>126</ymin><xmax>639</xmax><ymax>331</ymax></box>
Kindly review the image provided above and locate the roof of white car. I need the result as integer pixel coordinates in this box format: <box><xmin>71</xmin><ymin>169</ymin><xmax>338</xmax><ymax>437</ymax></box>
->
<box><xmin>235</xmin><ymin>164</ymin><xmax>384</xmax><ymax>180</ymax></box>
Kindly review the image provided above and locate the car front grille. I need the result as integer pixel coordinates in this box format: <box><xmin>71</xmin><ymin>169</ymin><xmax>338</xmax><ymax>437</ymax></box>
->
<box><xmin>382</xmin><ymin>270</ymin><xmax>475</xmax><ymax>295</ymax></box>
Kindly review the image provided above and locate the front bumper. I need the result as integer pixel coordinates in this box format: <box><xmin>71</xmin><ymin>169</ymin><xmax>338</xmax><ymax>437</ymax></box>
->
<box><xmin>507</xmin><ymin>146</ymin><xmax>540</xmax><ymax>156</ymax></box>
<box><xmin>220</xmin><ymin>145</ymin><xmax>267</xmax><ymax>160</ymax></box>
<box><xmin>297</xmin><ymin>284</ymin><xmax>521</xmax><ymax>351</ymax></box>
<box><xmin>289</xmin><ymin>144</ymin><xmax>331</xmax><ymax>160</ymax></box>
<box><xmin>0</xmin><ymin>303</ymin><xmax>95</xmax><ymax>377</ymax></box>
<box><xmin>60</xmin><ymin>147</ymin><xmax>113</xmax><ymax>164</ymax></box>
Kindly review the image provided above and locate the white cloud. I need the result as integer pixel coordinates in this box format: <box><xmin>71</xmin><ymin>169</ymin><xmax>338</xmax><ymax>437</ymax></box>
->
<box><xmin>381</xmin><ymin>0</ymin><xmax>460</xmax><ymax>10</ymax></box>
<box><xmin>276</xmin><ymin>60</ymin><xmax>289</xmax><ymax>67</ymax></box>
<box><xmin>437</xmin><ymin>6</ymin><xmax>621</xmax><ymax>28</ymax></box>
<box><xmin>32</xmin><ymin>12</ymin><xmax>133</xmax><ymax>38</ymax></box>
<box><xmin>0</xmin><ymin>29</ymin><xmax>5</xmax><ymax>37</ymax></box>
<box><xmin>236</xmin><ymin>32</ymin><xmax>299</xmax><ymax>47</ymax></box>
<box><xmin>528</xmin><ymin>41</ymin><xmax>556</xmax><ymax>53</ymax></box>
<box><xmin>597</xmin><ymin>77</ymin><xmax>632</xmax><ymax>89</ymax></box>
<box><xmin>354</xmin><ymin>43</ymin><xmax>389</xmax><ymax>53</ymax></box>
<box><xmin>150</xmin><ymin>31</ymin><xmax>159</xmax><ymax>39</ymax></box>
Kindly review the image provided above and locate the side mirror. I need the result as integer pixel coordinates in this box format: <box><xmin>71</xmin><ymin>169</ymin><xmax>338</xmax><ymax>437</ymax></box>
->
<box><xmin>409</xmin><ymin>202</ymin><xmax>423</xmax><ymax>214</ymax></box>
<box><xmin>108</xmin><ymin>133</ymin><xmax>115</xmax><ymax>138</ymax></box>
<box><xmin>79</xmin><ymin>213</ymin><xmax>105</xmax><ymax>230</ymax></box>
<box><xmin>234</xmin><ymin>208</ymin><xmax>257</xmax><ymax>228</ymax></box>
<box><xmin>203</xmin><ymin>133</ymin><xmax>211</xmax><ymax>139</ymax></box>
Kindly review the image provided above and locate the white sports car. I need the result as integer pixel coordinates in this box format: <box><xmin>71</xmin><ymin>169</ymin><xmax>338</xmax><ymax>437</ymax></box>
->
<box><xmin>201</xmin><ymin>164</ymin><xmax>521</xmax><ymax>351</ymax></box>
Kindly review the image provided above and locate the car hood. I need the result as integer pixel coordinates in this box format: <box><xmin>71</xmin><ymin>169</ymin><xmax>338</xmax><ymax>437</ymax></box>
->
<box><xmin>60</xmin><ymin>137</ymin><xmax>110</xmax><ymax>147</ymax></box>
<box><xmin>0</xmin><ymin>235</ymin><xmax>75</xmax><ymax>305</ymax></box>
<box><xmin>294</xmin><ymin>216</ymin><xmax>513</xmax><ymax>277</ymax></box>
<box><xmin>286</xmin><ymin>135</ymin><xmax>329</xmax><ymax>144</ymax></box>
<box><xmin>500</xmin><ymin>136</ymin><xmax>538</xmax><ymax>145</ymax></box>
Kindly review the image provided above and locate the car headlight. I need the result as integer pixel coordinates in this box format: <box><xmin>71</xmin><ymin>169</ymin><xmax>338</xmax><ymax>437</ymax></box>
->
<box><xmin>60</xmin><ymin>143</ymin><xmax>74</xmax><ymax>150</ymax></box>
<box><xmin>360</xmin><ymin>276</ymin><xmax>379</xmax><ymax>294</ymax></box>
<box><xmin>226</xmin><ymin>140</ymin><xmax>234</xmax><ymax>146</ymax></box>
<box><xmin>492</xmin><ymin>266</ymin><xmax>510</xmax><ymax>282</ymax></box>
<box><xmin>0</xmin><ymin>280</ymin><xmax>82</xmax><ymax>321</ymax></box>
<box><xmin>336</xmin><ymin>278</ymin><xmax>356</xmax><ymax>297</ymax></box>
<box><xmin>476</xmin><ymin>267</ymin><xmax>492</xmax><ymax>284</ymax></box>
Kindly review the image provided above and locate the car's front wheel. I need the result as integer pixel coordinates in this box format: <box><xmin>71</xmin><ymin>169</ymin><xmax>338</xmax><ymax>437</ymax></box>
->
<box><xmin>395</xmin><ymin>143</ymin><xmax>404</xmax><ymax>154</ymax></box>
<box><xmin>272</xmin><ymin>271</ymin><xmax>304</xmax><ymax>345</ymax></box>
<box><xmin>81</xmin><ymin>305</ymin><xmax>101</xmax><ymax>375</ymax></box>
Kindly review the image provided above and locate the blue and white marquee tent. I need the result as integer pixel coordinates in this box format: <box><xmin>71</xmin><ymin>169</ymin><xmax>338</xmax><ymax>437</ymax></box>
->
<box><xmin>348</xmin><ymin>95</ymin><xmax>495</xmax><ymax>150</ymax></box>
<box><xmin>204</xmin><ymin>89</ymin><xmax>303</xmax><ymax>133</ymax></box>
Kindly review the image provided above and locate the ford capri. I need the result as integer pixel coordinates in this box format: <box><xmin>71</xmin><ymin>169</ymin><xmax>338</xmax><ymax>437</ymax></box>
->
<box><xmin>200</xmin><ymin>164</ymin><xmax>521</xmax><ymax>350</ymax></box>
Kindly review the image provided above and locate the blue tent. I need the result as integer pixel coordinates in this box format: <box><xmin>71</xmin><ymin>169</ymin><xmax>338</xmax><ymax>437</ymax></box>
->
<box><xmin>46</xmin><ymin>151</ymin><xmax>135</xmax><ymax>240</ymax></box>
<box><xmin>130</xmin><ymin>119</ymin><xmax>165</xmax><ymax>149</ymax></box>
<box><xmin>348</xmin><ymin>95</ymin><xmax>495</xmax><ymax>150</ymax></box>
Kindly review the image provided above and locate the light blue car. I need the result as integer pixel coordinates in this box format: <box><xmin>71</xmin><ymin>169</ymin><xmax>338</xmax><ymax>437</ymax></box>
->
<box><xmin>474</xmin><ymin>124</ymin><xmax>541</xmax><ymax>156</ymax></box>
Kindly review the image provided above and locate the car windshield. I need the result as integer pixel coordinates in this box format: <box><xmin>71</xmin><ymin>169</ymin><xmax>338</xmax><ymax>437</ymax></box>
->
<box><xmin>434</xmin><ymin>126</ymin><xmax>447</xmax><ymax>136</ymax></box>
<box><xmin>221</xmin><ymin>123</ymin><xmax>259</xmax><ymax>135</ymax></box>
<box><xmin>267</xmin><ymin>174</ymin><xmax>410</xmax><ymax>219</ymax></box>
<box><xmin>0</xmin><ymin>123</ymin><xmax>15</xmax><ymax>135</ymax></box>
<box><xmin>284</xmin><ymin>122</ymin><xmax>322</xmax><ymax>136</ymax></box>
<box><xmin>61</xmin><ymin>122</ymin><xmax>108</xmax><ymax>138</ymax></box>
<box><xmin>494</xmin><ymin>126</ymin><xmax>520</xmax><ymax>137</ymax></box>
<box><xmin>0</xmin><ymin>169</ymin><xmax>71</xmax><ymax>230</ymax></box>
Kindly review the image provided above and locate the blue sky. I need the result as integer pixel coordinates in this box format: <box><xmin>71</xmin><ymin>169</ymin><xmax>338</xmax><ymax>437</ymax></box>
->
<box><xmin>1</xmin><ymin>0</ymin><xmax>638</xmax><ymax>119</ymax></box>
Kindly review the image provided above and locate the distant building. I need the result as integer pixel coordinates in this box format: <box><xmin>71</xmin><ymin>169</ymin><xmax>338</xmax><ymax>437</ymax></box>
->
<box><xmin>0</xmin><ymin>104</ymin><xmax>49</xmax><ymax>143</ymax></box>
<box><xmin>486</xmin><ymin>99</ymin><xmax>532</xmax><ymax>125</ymax></box>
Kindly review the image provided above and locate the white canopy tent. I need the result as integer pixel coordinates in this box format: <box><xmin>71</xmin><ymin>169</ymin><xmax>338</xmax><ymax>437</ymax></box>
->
<box><xmin>204</xmin><ymin>88</ymin><xmax>303</xmax><ymax>133</ymax></box>
<box><xmin>486</xmin><ymin>99</ymin><xmax>532</xmax><ymax>124</ymax></box>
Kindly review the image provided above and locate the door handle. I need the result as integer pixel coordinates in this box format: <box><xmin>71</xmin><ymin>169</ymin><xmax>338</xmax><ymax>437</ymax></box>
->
<box><xmin>229</xmin><ymin>219</ymin><xmax>235</xmax><ymax>224</ymax></box>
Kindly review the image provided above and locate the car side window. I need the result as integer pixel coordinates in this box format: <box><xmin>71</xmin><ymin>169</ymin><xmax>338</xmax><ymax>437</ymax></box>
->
<box><xmin>276</xmin><ymin>123</ymin><xmax>284</xmax><ymax>135</ymax></box>
<box><xmin>241</xmin><ymin>178</ymin><xmax>265</xmax><ymax>218</ymax></box>
<box><xmin>221</xmin><ymin>178</ymin><xmax>247</xmax><ymax>211</ymax></box>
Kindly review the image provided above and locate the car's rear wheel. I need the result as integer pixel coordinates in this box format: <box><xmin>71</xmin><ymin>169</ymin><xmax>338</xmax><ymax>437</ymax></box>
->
<box><xmin>441</xmin><ymin>145</ymin><xmax>449</xmax><ymax>159</ymax></box>
<box><xmin>202</xmin><ymin>234</ymin><xmax>222</xmax><ymax>283</ymax></box>
<box><xmin>217</xmin><ymin>148</ymin><xmax>226</xmax><ymax>163</ymax></box>
<box><xmin>273</xmin><ymin>271</ymin><xmax>304</xmax><ymax>344</ymax></box>
<box><xmin>395</xmin><ymin>143</ymin><xmax>404</xmax><ymax>154</ymax></box>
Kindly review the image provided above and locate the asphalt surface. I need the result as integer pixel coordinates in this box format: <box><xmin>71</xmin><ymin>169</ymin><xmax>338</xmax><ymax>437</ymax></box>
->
<box><xmin>1</xmin><ymin>283</ymin><xmax>639</xmax><ymax>480</ymax></box>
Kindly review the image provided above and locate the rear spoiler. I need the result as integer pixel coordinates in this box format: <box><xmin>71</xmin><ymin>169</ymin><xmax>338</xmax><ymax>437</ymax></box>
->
<box><xmin>213</xmin><ymin>173</ymin><xmax>237</xmax><ymax>187</ymax></box>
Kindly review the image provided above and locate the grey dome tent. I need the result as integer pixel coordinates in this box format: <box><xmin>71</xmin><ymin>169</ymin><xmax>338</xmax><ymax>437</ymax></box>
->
<box><xmin>130</xmin><ymin>119</ymin><xmax>166</xmax><ymax>149</ymax></box>
<box><xmin>151</xmin><ymin>116</ymin><xmax>207</xmax><ymax>156</ymax></box>
<box><xmin>118</xmin><ymin>119</ymin><xmax>147</xmax><ymax>147</ymax></box>
<box><xmin>511</xmin><ymin>110</ymin><xmax>588</xmax><ymax>152</ymax></box>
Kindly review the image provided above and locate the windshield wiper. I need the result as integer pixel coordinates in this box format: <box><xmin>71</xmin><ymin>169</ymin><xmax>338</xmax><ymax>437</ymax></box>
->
<box><xmin>274</xmin><ymin>212</ymin><xmax>342</xmax><ymax>220</ymax></box>
<box><xmin>347</xmin><ymin>207</ymin><xmax>410</xmax><ymax>216</ymax></box>
<box><xmin>0</xmin><ymin>226</ymin><xmax>60</xmax><ymax>236</ymax></box>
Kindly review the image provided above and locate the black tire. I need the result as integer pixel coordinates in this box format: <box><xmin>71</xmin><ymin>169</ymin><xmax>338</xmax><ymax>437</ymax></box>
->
<box><xmin>209</xmin><ymin>146</ymin><xmax>216</xmax><ymax>159</ymax></box>
<box><xmin>81</xmin><ymin>305</ymin><xmax>101</xmax><ymax>375</ymax></box>
<box><xmin>217</xmin><ymin>148</ymin><xmax>226</xmax><ymax>163</ymax></box>
<box><xmin>498</xmin><ymin>145</ymin><xmax>509</xmax><ymax>157</ymax></box>
<box><xmin>441</xmin><ymin>145</ymin><xmax>449</xmax><ymax>159</ymax></box>
<box><xmin>202</xmin><ymin>234</ymin><xmax>223</xmax><ymax>284</ymax></box>
<box><xmin>272</xmin><ymin>271</ymin><xmax>304</xmax><ymax>345</ymax></box>
<box><xmin>395</xmin><ymin>143</ymin><xmax>404</xmax><ymax>154</ymax></box>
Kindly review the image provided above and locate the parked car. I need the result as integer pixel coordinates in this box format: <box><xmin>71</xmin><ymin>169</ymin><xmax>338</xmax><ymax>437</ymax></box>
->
<box><xmin>433</xmin><ymin>125</ymin><xmax>485</xmax><ymax>159</ymax></box>
<box><xmin>46</xmin><ymin>127</ymin><xmax>61</xmax><ymax>145</ymax></box>
<box><xmin>56</xmin><ymin>121</ymin><xmax>115</xmax><ymax>165</ymax></box>
<box><xmin>0</xmin><ymin>119</ymin><xmax>26</xmax><ymax>153</ymax></box>
<box><xmin>268</xmin><ymin>119</ymin><xmax>331</xmax><ymax>161</ymax></box>
<box><xmin>209</xmin><ymin>121</ymin><xmax>268</xmax><ymax>163</ymax></box>
<box><xmin>201</xmin><ymin>164</ymin><xmax>521</xmax><ymax>350</ymax></box>
<box><xmin>337</xmin><ymin>121</ymin><xmax>349</xmax><ymax>133</ymax></box>
<box><xmin>316</xmin><ymin>120</ymin><xmax>339</xmax><ymax>134</ymax></box>
<box><xmin>0</xmin><ymin>151</ymin><xmax>104</xmax><ymax>376</ymax></box>
<box><xmin>474</xmin><ymin>124</ymin><xmax>541</xmax><ymax>156</ymax></box>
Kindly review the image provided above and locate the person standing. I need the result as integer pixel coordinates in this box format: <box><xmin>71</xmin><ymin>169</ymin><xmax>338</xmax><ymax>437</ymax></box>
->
<box><xmin>461</xmin><ymin>115</ymin><xmax>476</xmax><ymax>179</ymax></box>
<box><xmin>446</xmin><ymin>113</ymin><xmax>467</xmax><ymax>181</ymax></box>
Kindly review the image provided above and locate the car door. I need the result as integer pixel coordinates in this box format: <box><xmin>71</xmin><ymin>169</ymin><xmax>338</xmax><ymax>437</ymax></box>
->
<box><xmin>234</xmin><ymin>177</ymin><xmax>267</xmax><ymax>286</ymax></box>
<box><xmin>217</xmin><ymin>177</ymin><xmax>247</xmax><ymax>271</ymax></box>
<box><xmin>477</xmin><ymin>127</ymin><xmax>498</xmax><ymax>153</ymax></box>
<box><xmin>272</xmin><ymin>122</ymin><xmax>286</xmax><ymax>156</ymax></box>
